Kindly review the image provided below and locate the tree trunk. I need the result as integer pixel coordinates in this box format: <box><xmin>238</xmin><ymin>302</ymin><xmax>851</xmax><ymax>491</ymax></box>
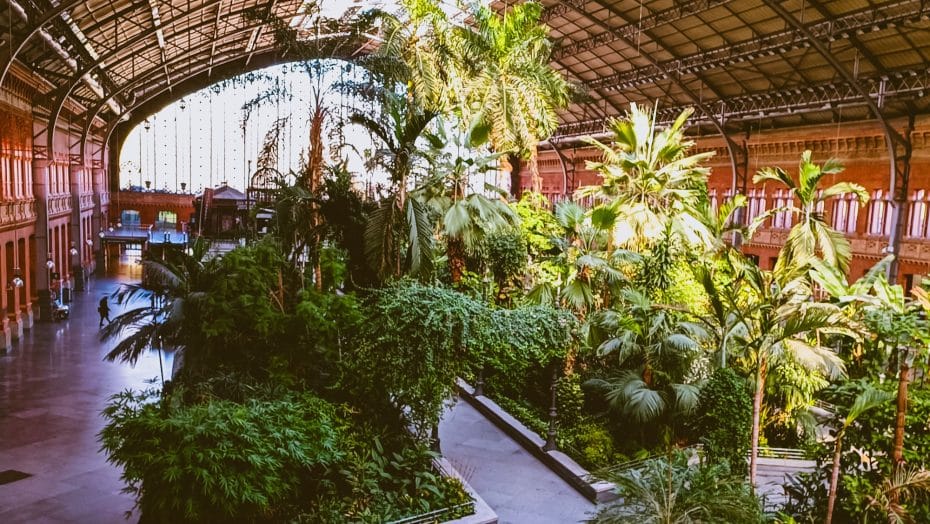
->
<box><xmin>825</xmin><ymin>430</ymin><xmax>845</xmax><ymax>524</ymax></box>
<box><xmin>447</xmin><ymin>237</ymin><xmax>466</xmax><ymax>284</ymax></box>
<box><xmin>749</xmin><ymin>356</ymin><xmax>767</xmax><ymax>489</ymax></box>
<box><xmin>892</xmin><ymin>358</ymin><xmax>910</xmax><ymax>470</ymax></box>
<box><xmin>508</xmin><ymin>153</ymin><xmax>523</xmax><ymax>199</ymax></box>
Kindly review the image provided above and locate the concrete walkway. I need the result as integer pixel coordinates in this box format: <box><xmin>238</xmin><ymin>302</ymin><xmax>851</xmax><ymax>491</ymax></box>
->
<box><xmin>0</xmin><ymin>269</ymin><xmax>167</xmax><ymax>523</ymax></box>
<box><xmin>439</xmin><ymin>400</ymin><xmax>596</xmax><ymax>524</ymax></box>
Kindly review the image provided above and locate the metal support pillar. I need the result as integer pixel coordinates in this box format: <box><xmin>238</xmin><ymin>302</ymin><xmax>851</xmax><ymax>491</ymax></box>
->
<box><xmin>887</xmin><ymin>115</ymin><xmax>915</xmax><ymax>284</ymax></box>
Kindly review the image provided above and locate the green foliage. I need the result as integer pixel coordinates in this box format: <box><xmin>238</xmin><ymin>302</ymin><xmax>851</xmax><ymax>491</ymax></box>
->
<box><xmin>586</xmin><ymin>289</ymin><xmax>702</xmax><ymax>425</ymax></box>
<box><xmin>751</xmin><ymin>150</ymin><xmax>867</xmax><ymax>273</ymax></box>
<box><xmin>511</xmin><ymin>192</ymin><xmax>561</xmax><ymax>260</ymax></box>
<box><xmin>312</xmin><ymin>439</ymin><xmax>471</xmax><ymax>522</ymax></box>
<box><xmin>486</xmin><ymin>305</ymin><xmax>576</xmax><ymax>372</ymax></box>
<box><xmin>100</xmin><ymin>389</ymin><xmax>345</xmax><ymax>523</ymax></box>
<box><xmin>482</xmin><ymin>229</ymin><xmax>528</xmax><ymax>286</ymax></box>
<box><xmin>696</xmin><ymin>367</ymin><xmax>752</xmax><ymax>471</ymax></box>
<box><xmin>357</xmin><ymin>281</ymin><xmax>491</xmax><ymax>433</ymax></box>
<box><xmin>356</xmin><ymin>280</ymin><xmax>575</xmax><ymax>433</ymax></box>
<box><xmin>592</xmin><ymin>454</ymin><xmax>764</xmax><ymax>524</ymax></box>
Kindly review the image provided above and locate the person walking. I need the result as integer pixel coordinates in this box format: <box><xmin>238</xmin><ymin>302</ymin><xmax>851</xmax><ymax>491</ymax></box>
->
<box><xmin>98</xmin><ymin>296</ymin><xmax>111</xmax><ymax>327</ymax></box>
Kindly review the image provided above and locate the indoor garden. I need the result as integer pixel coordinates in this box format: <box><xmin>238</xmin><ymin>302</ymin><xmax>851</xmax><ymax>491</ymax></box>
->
<box><xmin>98</xmin><ymin>1</ymin><xmax>930</xmax><ymax>523</ymax></box>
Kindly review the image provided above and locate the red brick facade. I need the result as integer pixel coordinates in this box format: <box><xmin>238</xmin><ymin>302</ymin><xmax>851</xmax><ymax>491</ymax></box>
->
<box><xmin>108</xmin><ymin>191</ymin><xmax>196</xmax><ymax>232</ymax></box>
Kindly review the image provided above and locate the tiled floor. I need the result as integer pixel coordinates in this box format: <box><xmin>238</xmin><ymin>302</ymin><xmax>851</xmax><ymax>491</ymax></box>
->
<box><xmin>0</xmin><ymin>267</ymin><xmax>167</xmax><ymax>523</ymax></box>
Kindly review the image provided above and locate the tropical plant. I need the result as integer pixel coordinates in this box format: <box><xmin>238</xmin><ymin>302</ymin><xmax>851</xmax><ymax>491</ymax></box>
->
<box><xmin>695</xmin><ymin>367</ymin><xmax>752</xmax><ymax>471</ymax></box>
<box><xmin>751</xmin><ymin>150</ymin><xmax>868</xmax><ymax>273</ymax></box>
<box><xmin>455</xmin><ymin>0</ymin><xmax>570</xmax><ymax>196</ymax></box>
<box><xmin>585</xmin><ymin>289</ymin><xmax>701</xmax><ymax>428</ymax></box>
<box><xmin>863</xmin><ymin>467</ymin><xmax>930</xmax><ymax>524</ymax></box>
<box><xmin>527</xmin><ymin>201</ymin><xmax>637</xmax><ymax>315</ymax></box>
<box><xmin>590</xmin><ymin>454</ymin><xmax>764</xmax><ymax>523</ymax></box>
<box><xmin>417</xmin><ymin>142</ymin><xmax>518</xmax><ymax>283</ymax></box>
<box><xmin>101</xmin><ymin>238</ymin><xmax>219</xmax><ymax>368</ymax></box>
<box><xmin>725</xmin><ymin>256</ymin><xmax>851</xmax><ymax>487</ymax></box>
<box><xmin>825</xmin><ymin>386</ymin><xmax>894</xmax><ymax>524</ymax></box>
<box><xmin>100</xmin><ymin>388</ymin><xmax>345</xmax><ymax>523</ymax></box>
<box><xmin>576</xmin><ymin>104</ymin><xmax>714</xmax><ymax>251</ymax></box>
<box><xmin>351</xmin><ymin>90</ymin><xmax>438</xmax><ymax>279</ymax></box>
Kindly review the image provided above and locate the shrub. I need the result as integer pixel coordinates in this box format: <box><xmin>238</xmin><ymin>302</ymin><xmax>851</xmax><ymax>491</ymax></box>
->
<box><xmin>696</xmin><ymin>367</ymin><xmax>752</xmax><ymax>471</ymax></box>
<box><xmin>100</xmin><ymin>389</ymin><xmax>344</xmax><ymax>523</ymax></box>
<box><xmin>592</xmin><ymin>454</ymin><xmax>764</xmax><ymax>523</ymax></box>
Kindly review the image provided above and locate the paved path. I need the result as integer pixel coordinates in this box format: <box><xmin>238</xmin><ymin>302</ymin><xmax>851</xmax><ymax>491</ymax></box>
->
<box><xmin>439</xmin><ymin>400</ymin><xmax>596</xmax><ymax>524</ymax></box>
<box><xmin>0</xmin><ymin>269</ymin><xmax>167</xmax><ymax>523</ymax></box>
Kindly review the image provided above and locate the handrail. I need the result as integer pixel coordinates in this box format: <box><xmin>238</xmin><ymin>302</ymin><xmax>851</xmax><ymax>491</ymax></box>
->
<box><xmin>386</xmin><ymin>502</ymin><xmax>475</xmax><ymax>524</ymax></box>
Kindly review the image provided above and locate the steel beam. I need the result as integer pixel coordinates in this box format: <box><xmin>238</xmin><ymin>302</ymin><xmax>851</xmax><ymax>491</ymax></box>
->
<box><xmin>543</xmin><ymin>0</ymin><xmax>729</xmax><ymax>27</ymax></box>
<box><xmin>558</xmin><ymin>0</ymin><xmax>750</xmax><ymax>225</ymax></box>
<box><xmin>579</xmin><ymin>0</ymin><xmax>929</xmax><ymax>91</ymax></box>
<box><xmin>554</xmin><ymin>66</ymin><xmax>930</xmax><ymax>138</ymax></box>
<box><xmin>761</xmin><ymin>0</ymin><xmax>912</xmax><ymax>283</ymax></box>
<box><xmin>50</xmin><ymin>2</ymin><xmax>273</xmax><ymax>163</ymax></box>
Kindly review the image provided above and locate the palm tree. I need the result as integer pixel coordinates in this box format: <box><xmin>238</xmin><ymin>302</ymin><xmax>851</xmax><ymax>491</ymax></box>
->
<box><xmin>101</xmin><ymin>239</ymin><xmax>218</xmax><ymax>370</ymax></box>
<box><xmin>526</xmin><ymin>201</ymin><xmax>636</xmax><ymax>315</ymax></box>
<box><xmin>867</xmin><ymin>277</ymin><xmax>929</xmax><ymax>481</ymax></box>
<box><xmin>726</xmin><ymin>258</ymin><xmax>852</xmax><ymax>487</ymax></box>
<box><xmin>454</xmin><ymin>1</ymin><xmax>570</xmax><ymax>197</ymax></box>
<box><xmin>694</xmin><ymin>193</ymin><xmax>747</xmax><ymax>257</ymax></box>
<box><xmin>825</xmin><ymin>387</ymin><xmax>894</xmax><ymax>524</ymax></box>
<box><xmin>576</xmin><ymin>104</ymin><xmax>715</xmax><ymax>251</ymax></box>
<box><xmin>586</xmin><ymin>289</ymin><xmax>701</xmax><ymax>426</ymax></box>
<box><xmin>752</xmin><ymin>150</ymin><xmax>868</xmax><ymax>273</ymax></box>
<box><xmin>863</xmin><ymin>466</ymin><xmax>930</xmax><ymax>524</ymax></box>
<box><xmin>350</xmin><ymin>91</ymin><xmax>438</xmax><ymax>279</ymax></box>
<box><xmin>345</xmin><ymin>0</ymin><xmax>459</xmax><ymax>280</ymax></box>
<box><xmin>417</xmin><ymin>147</ymin><xmax>518</xmax><ymax>283</ymax></box>
<box><xmin>591</xmin><ymin>454</ymin><xmax>764</xmax><ymax>523</ymax></box>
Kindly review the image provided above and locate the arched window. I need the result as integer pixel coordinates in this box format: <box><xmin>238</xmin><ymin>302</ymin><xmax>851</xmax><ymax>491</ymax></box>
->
<box><xmin>908</xmin><ymin>190</ymin><xmax>929</xmax><ymax>238</ymax></box>
<box><xmin>772</xmin><ymin>189</ymin><xmax>793</xmax><ymax>229</ymax></box>
<box><xmin>832</xmin><ymin>193</ymin><xmax>860</xmax><ymax>234</ymax></box>
<box><xmin>868</xmin><ymin>190</ymin><xmax>892</xmax><ymax>236</ymax></box>
<box><xmin>747</xmin><ymin>188</ymin><xmax>767</xmax><ymax>222</ymax></box>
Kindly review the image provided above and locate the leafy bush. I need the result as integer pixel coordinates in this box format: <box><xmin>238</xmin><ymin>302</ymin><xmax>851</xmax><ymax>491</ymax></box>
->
<box><xmin>356</xmin><ymin>281</ymin><xmax>492</xmax><ymax>433</ymax></box>
<box><xmin>696</xmin><ymin>367</ymin><xmax>752</xmax><ymax>471</ymax></box>
<box><xmin>325</xmin><ymin>439</ymin><xmax>472</xmax><ymax>522</ymax></box>
<box><xmin>100</xmin><ymin>389</ymin><xmax>345</xmax><ymax>523</ymax></box>
<box><xmin>592</xmin><ymin>454</ymin><xmax>764</xmax><ymax>523</ymax></box>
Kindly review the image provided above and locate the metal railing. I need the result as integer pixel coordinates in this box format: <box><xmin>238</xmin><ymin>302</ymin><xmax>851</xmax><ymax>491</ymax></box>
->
<box><xmin>386</xmin><ymin>502</ymin><xmax>475</xmax><ymax>524</ymax></box>
<box><xmin>755</xmin><ymin>446</ymin><xmax>809</xmax><ymax>460</ymax></box>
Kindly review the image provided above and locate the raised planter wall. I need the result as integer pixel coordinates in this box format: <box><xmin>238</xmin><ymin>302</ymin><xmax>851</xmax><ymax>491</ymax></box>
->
<box><xmin>455</xmin><ymin>379</ymin><xmax>616</xmax><ymax>504</ymax></box>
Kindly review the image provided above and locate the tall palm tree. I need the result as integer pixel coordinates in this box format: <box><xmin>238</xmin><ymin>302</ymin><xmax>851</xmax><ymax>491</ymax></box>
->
<box><xmin>576</xmin><ymin>104</ymin><xmax>715</xmax><ymax>251</ymax></box>
<box><xmin>825</xmin><ymin>386</ymin><xmax>894</xmax><ymax>524</ymax></box>
<box><xmin>349</xmin><ymin>0</ymin><xmax>458</xmax><ymax>280</ymax></box>
<box><xmin>752</xmin><ymin>150</ymin><xmax>868</xmax><ymax>273</ymax></box>
<box><xmin>726</xmin><ymin>257</ymin><xmax>852</xmax><ymax>487</ymax></box>
<box><xmin>454</xmin><ymin>1</ymin><xmax>570</xmax><ymax>197</ymax></box>
<box><xmin>351</xmin><ymin>91</ymin><xmax>437</xmax><ymax>279</ymax></box>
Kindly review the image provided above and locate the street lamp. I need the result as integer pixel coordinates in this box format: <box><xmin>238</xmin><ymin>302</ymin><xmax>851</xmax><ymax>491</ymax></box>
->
<box><xmin>9</xmin><ymin>267</ymin><xmax>23</xmax><ymax>290</ymax></box>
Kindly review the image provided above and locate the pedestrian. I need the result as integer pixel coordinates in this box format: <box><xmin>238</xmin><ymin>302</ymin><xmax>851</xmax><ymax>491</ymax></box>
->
<box><xmin>98</xmin><ymin>296</ymin><xmax>111</xmax><ymax>327</ymax></box>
